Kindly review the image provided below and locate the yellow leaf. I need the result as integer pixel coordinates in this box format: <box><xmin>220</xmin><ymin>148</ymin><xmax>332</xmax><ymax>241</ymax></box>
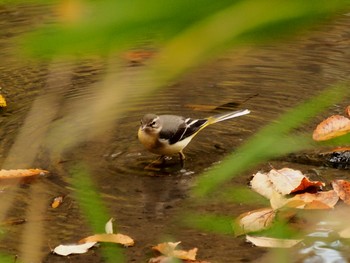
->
<box><xmin>51</xmin><ymin>196</ymin><xmax>64</xmax><ymax>208</ymax></box>
<box><xmin>284</xmin><ymin>190</ymin><xmax>339</xmax><ymax>209</ymax></box>
<box><xmin>79</xmin><ymin>233</ymin><xmax>134</xmax><ymax>247</ymax></box>
<box><xmin>0</xmin><ymin>94</ymin><xmax>6</xmax><ymax>107</ymax></box>
<box><xmin>0</xmin><ymin>169</ymin><xmax>48</xmax><ymax>185</ymax></box>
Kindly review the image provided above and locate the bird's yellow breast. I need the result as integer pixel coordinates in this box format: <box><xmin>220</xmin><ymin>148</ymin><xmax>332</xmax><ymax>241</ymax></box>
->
<box><xmin>138</xmin><ymin>128</ymin><xmax>194</xmax><ymax>156</ymax></box>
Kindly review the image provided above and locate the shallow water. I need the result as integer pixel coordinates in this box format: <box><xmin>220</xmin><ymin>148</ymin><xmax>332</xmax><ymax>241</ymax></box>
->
<box><xmin>1</xmin><ymin>4</ymin><xmax>350</xmax><ymax>263</ymax></box>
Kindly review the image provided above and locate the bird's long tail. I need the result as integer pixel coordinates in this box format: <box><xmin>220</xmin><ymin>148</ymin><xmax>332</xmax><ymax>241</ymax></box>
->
<box><xmin>207</xmin><ymin>109</ymin><xmax>250</xmax><ymax>125</ymax></box>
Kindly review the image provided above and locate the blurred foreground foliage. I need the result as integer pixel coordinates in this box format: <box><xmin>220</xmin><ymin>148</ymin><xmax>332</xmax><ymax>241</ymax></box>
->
<box><xmin>20</xmin><ymin>0</ymin><xmax>350</xmax><ymax>61</ymax></box>
<box><xmin>2</xmin><ymin>0</ymin><xmax>350</xmax><ymax>262</ymax></box>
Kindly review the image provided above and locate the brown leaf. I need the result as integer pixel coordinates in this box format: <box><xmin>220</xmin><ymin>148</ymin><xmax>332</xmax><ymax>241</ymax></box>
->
<box><xmin>313</xmin><ymin>115</ymin><xmax>350</xmax><ymax>141</ymax></box>
<box><xmin>285</xmin><ymin>190</ymin><xmax>339</xmax><ymax>209</ymax></box>
<box><xmin>251</xmin><ymin>168</ymin><xmax>324</xmax><ymax>198</ymax></box>
<box><xmin>291</xmin><ymin>177</ymin><xmax>325</xmax><ymax>193</ymax></box>
<box><xmin>79</xmin><ymin>233</ymin><xmax>134</xmax><ymax>247</ymax></box>
<box><xmin>268</xmin><ymin>168</ymin><xmax>324</xmax><ymax>194</ymax></box>
<box><xmin>234</xmin><ymin>207</ymin><xmax>275</xmax><ymax>236</ymax></box>
<box><xmin>332</xmin><ymin>180</ymin><xmax>350</xmax><ymax>205</ymax></box>
<box><xmin>0</xmin><ymin>169</ymin><xmax>48</xmax><ymax>184</ymax></box>
<box><xmin>152</xmin><ymin>242</ymin><xmax>197</xmax><ymax>261</ymax></box>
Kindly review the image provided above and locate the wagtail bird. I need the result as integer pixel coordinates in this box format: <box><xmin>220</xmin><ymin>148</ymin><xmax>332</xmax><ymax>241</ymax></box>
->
<box><xmin>138</xmin><ymin>109</ymin><xmax>250</xmax><ymax>167</ymax></box>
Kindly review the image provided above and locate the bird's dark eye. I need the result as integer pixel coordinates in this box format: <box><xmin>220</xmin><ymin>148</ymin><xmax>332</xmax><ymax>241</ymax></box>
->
<box><xmin>150</xmin><ymin>121</ymin><xmax>156</xmax><ymax>127</ymax></box>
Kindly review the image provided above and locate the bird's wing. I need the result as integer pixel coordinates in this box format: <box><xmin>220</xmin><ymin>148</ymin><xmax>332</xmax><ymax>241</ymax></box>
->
<box><xmin>159</xmin><ymin>115</ymin><xmax>208</xmax><ymax>145</ymax></box>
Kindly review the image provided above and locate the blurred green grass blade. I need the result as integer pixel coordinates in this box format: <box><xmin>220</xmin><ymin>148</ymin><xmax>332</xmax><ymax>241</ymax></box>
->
<box><xmin>183</xmin><ymin>212</ymin><xmax>234</xmax><ymax>235</ymax></box>
<box><xmin>21</xmin><ymin>0</ymin><xmax>349</xmax><ymax>58</ymax></box>
<box><xmin>22</xmin><ymin>0</ymin><xmax>236</xmax><ymax>57</ymax></box>
<box><xmin>70</xmin><ymin>164</ymin><xmax>125</xmax><ymax>263</ymax></box>
<box><xmin>216</xmin><ymin>187</ymin><xmax>270</xmax><ymax>206</ymax></box>
<box><xmin>0</xmin><ymin>254</ymin><xmax>16</xmax><ymax>263</ymax></box>
<box><xmin>193</xmin><ymin>84</ymin><xmax>350</xmax><ymax>197</ymax></box>
<box><xmin>317</xmin><ymin>133</ymin><xmax>350</xmax><ymax>147</ymax></box>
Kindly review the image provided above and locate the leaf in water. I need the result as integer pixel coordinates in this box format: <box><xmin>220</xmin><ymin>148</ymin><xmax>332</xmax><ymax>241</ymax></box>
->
<box><xmin>250</xmin><ymin>171</ymin><xmax>275</xmax><ymax>199</ymax></box>
<box><xmin>346</xmin><ymin>105</ymin><xmax>350</xmax><ymax>117</ymax></box>
<box><xmin>269</xmin><ymin>190</ymin><xmax>288</xmax><ymax>210</ymax></box>
<box><xmin>233</xmin><ymin>207</ymin><xmax>275</xmax><ymax>236</ymax></box>
<box><xmin>251</xmin><ymin>168</ymin><xmax>324</xmax><ymax>198</ymax></box>
<box><xmin>332</xmin><ymin>180</ymin><xmax>350</xmax><ymax>205</ymax></box>
<box><xmin>313</xmin><ymin>115</ymin><xmax>350</xmax><ymax>141</ymax></box>
<box><xmin>152</xmin><ymin>242</ymin><xmax>197</xmax><ymax>261</ymax></box>
<box><xmin>284</xmin><ymin>190</ymin><xmax>339</xmax><ymax>209</ymax></box>
<box><xmin>53</xmin><ymin>242</ymin><xmax>96</xmax><ymax>256</ymax></box>
<box><xmin>0</xmin><ymin>169</ymin><xmax>48</xmax><ymax>179</ymax></box>
<box><xmin>268</xmin><ymin>168</ymin><xmax>324</xmax><ymax>195</ymax></box>
<box><xmin>105</xmin><ymin>218</ymin><xmax>114</xmax><ymax>234</ymax></box>
<box><xmin>79</xmin><ymin>233</ymin><xmax>134</xmax><ymax>247</ymax></box>
<box><xmin>0</xmin><ymin>169</ymin><xmax>48</xmax><ymax>184</ymax></box>
<box><xmin>246</xmin><ymin>235</ymin><xmax>302</xmax><ymax>248</ymax></box>
<box><xmin>0</xmin><ymin>94</ymin><xmax>6</xmax><ymax>107</ymax></box>
<box><xmin>51</xmin><ymin>196</ymin><xmax>64</xmax><ymax>209</ymax></box>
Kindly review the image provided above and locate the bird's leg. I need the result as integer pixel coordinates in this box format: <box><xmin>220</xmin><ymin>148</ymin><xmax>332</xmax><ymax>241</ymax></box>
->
<box><xmin>144</xmin><ymin>155</ymin><xmax>166</xmax><ymax>170</ymax></box>
<box><xmin>179</xmin><ymin>151</ymin><xmax>185</xmax><ymax>168</ymax></box>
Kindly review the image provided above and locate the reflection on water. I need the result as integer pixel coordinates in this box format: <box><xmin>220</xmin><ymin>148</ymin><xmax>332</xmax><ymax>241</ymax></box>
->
<box><xmin>1</xmin><ymin>4</ymin><xmax>350</xmax><ymax>263</ymax></box>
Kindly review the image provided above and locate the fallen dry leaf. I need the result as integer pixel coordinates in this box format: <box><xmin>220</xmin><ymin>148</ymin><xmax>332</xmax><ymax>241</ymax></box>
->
<box><xmin>284</xmin><ymin>190</ymin><xmax>339</xmax><ymax>209</ymax></box>
<box><xmin>152</xmin><ymin>242</ymin><xmax>197</xmax><ymax>261</ymax></box>
<box><xmin>79</xmin><ymin>233</ymin><xmax>134</xmax><ymax>247</ymax></box>
<box><xmin>51</xmin><ymin>196</ymin><xmax>64</xmax><ymax>208</ymax></box>
<box><xmin>313</xmin><ymin>115</ymin><xmax>350</xmax><ymax>141</ymax></box>
<box><xmin>269</xmin><ymin>190</ymin><xmax>289</xmax><ymax>210</ymax></box>
<box><xmin>332</xmin><ymin>180</ymin><xmax>350</xmax><ymax>205</ymax></box>
<box><xmin>234</xmin><ymin>207</ymin><xmax>275</xmax><ymax>236</ymax></box>
<box><xmin>246</xmin><ymin>235</ymin><xmax>302</xmax><ymax>248</ymax></box>
<box><xmin>268</xmin><ymin>168</ymin><xmax>324</xmax><ymax>194</ymax></box>
<box><xmin>53</xmin><ymin>242</ymin><xmax>96</xmax><ymax>256</ymax></box>
<box><xmin>250</xmin><ymin>171</ymin><xmax>275</xmax><ymax>199</ymax></box>
<box><xmin>54</xmin><ymin>218</ymin><xmax>134</xmax><ymax>257</ymax></box>
<box><xmin>251</xmin><ymin>168</ymin><xmax>324</xmax><ymax>198</ymax></box>
<box><xmin>0</xmin><ymin>169</ymin><xmax>48</xmax><ymax>180</ymax></box>
<box><xmin>0</xmin><ymin>94</ymin><xmax>6</xmax><ymax>107</ymax></box>
<box><xmin>346</xmin><ymin>105</ymin><xmax>350</xmax><ymax>117</ymax></box>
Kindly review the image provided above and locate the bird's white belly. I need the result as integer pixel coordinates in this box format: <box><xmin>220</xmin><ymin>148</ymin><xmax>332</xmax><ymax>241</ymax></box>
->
<box><xmin>158</xmin><ymin>136</ymin><xmax>193</xmax><ymax>155</ymax></box>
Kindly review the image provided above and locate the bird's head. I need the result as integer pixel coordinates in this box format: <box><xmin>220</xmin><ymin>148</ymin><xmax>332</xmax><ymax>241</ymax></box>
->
<box><xmin>140</xmin><ymin>114</ymin><xmax>161</xmax><ymax>133</ymax></box>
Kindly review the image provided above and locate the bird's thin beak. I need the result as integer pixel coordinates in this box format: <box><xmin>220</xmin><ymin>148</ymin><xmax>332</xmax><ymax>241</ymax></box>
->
<box><xmin>140</xmin><ymin>124</ymin><xmax>146</xmax><ymax>131</ymax></box>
